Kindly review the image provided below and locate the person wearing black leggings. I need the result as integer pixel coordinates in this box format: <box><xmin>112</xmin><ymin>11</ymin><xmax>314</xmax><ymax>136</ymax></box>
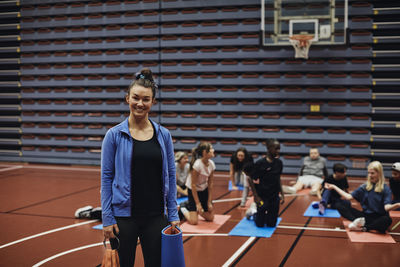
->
<box><xmin>325</xmin><ymin>161</ymin><xmax>400</xmax><ymax>233</ymax></box>
<box><xmin>101</xmin><ymin>69</ymin><xmax>179</xmax><ymax>267</ymax></box>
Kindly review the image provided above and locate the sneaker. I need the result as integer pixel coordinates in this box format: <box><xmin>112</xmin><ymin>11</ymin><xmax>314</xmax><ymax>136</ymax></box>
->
<box><xmin>348</xmin><ymin>217</ymin><xmax>365</xmax><ymax>231</ymax></box>
<box><xmin>318</xmin><ymin>202</ymin><xmax>326</xmax><ymax>215</ymax></box>
<box><xmin>348</xmin><ymin>221</ymin><xmax>361</xmax><ymax>231</ymax></box>
<box><xmin>282</xmin><ymin>185</ymin><xmax>296</xmax><ymax>194</ymax></box>
<box><xmin>353</xmin><ymin>217</ymin><xmax>365</xmax><ymax>228</ymax></box>
<box><xmin>309</xmin><ymin>189</ymin><xmax>318</xmax><ymax>196</ymax></box>
<box><xmin>311</xmin><ymin>201</ymin><xmax>319</xmax><ymax>209</ymax></box>
<box><xmin>246</xmin><ymin>202</ymin><xmax>257</xmax><ymax>220</ymax></box>
<box><xmin>74</xmin><ymin>205</ymin><xmax>93</xmax><ymax>219</ymax></box>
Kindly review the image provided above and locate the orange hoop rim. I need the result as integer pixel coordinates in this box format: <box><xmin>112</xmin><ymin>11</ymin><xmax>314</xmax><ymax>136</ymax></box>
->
<box><xmin>289</xmin><ymin>34</ymin><xmax>314</xmax><ymax>41</ymax></box>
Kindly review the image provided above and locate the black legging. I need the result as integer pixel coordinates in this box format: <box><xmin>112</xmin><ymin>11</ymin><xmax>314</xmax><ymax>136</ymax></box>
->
<box><xmin>110</xmin><ymin>214</ymin><xmax>168</xmax><ymax>267</ymax></box>
<box><xmin>335</xmin><ymin>203</ymin><xmax>392</xmax><ymax>233</ymax></box>
<box><xmin>254</xmin><ymin>195</ymin><xmax>280</xmax><ymax>228</ymax></box>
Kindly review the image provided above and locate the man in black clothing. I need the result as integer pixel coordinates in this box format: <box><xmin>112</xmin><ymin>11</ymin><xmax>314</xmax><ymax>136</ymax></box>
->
<box><xmin>244</xmin><ymin>139</ymin><xmax>284</xmax><ymax>227</ymax></box>
<box><xmin>318</xmin><ymin>163</ymin><xmax>350</xmax><ymax>215</ymax></box>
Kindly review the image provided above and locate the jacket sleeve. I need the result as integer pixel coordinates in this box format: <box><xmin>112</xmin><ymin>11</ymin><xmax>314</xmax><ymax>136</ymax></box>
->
<box><xmin>164</xmin><ymin>130</ymin><xmax>179</xmax><ymax>222</ymax></box>
<box><xmin>101</xmin><ymin>129</ymin><xmax>117</xmax><ymax>227</ymax></box>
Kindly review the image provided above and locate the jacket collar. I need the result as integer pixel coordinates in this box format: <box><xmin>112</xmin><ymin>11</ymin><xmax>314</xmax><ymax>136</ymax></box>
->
<box><xmin>119</xmin><ymin>117</ymin><xmax>159</xmax><ymax>136</ymax></box>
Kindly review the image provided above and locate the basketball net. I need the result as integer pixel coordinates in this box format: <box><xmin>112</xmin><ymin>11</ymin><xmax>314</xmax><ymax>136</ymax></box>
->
<box><xmin>289</xmin><ymin>35</ymin><xmax>313</xmax><ymax>59</ymax></box>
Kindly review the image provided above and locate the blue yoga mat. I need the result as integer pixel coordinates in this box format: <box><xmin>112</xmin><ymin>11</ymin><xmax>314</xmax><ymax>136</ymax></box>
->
<box><xmin>93</xmin><ymin>224</ymin><xmax>103</xmax><ymax>230</ymax></box>
<box><xmin>161</xmin><ymin>225</ymin><xmax>185</xmax><ymax>267</ymax></box>
<box><xmin>177</xmin><ymin>196</ymin><xmax>188</xmax><ymax>205</ymax></box>
<box><xmin>228</xmin><ymin>180</ymin><xmax>244</xmax><ymax>191</ymax></box>
<box><xmin>303</xmin><ymin>203</ymin><xmax>341</xmax><ymax>218</ymax></box>
<box><xmin>229</xmin><ymin>217</ymin><xmax>282</xmax><ymax>238</ymax></box>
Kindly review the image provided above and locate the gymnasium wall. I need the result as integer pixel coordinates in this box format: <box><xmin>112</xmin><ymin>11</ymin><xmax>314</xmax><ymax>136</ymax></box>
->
<box><xmin>1</xmin><ymin>0</ymin><xmax>399</xmax><ymax>176</ymax></box>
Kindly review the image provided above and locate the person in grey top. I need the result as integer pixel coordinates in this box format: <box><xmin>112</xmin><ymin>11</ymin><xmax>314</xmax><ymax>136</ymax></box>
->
<box><xmin>175</xmin><ymin>151</ymin><xmax>190</xmax><ymax>197</ymax></box>
<box><xmin>283</xmin><ymin>147</ymin><xmax>328</xmax><ymax>195</ymax></box>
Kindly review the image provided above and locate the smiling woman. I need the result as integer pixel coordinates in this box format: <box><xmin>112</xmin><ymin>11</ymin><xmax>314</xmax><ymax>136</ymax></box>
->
<box><xmin>325</xmin><ymin>161</ymin><xmax>400</xmax><ymax>233</ymax></box>
<box><xmin>125</xmin><ymin>69</ymin><xmax>157</xmax><ymax>127</ymax></box>
<box><xmin>101</xmin><ymin>68</ymin><xmax>180</xmax><ymax>267</ymax></box>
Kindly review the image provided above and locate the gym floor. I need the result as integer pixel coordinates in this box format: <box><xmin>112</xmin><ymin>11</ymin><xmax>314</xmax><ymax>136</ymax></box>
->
<box><xmin>0</xmin><ymin>163</ymin><xmax>399</xmax><ymax>267</ymax></box>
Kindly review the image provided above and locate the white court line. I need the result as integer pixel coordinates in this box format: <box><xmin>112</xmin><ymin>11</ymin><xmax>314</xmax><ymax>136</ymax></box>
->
<box><xmin>277</xmin><ymin>225</ymin><xmax>346</xmax><ymax>232</ymax></box>
<box><xmin>0</xmin><ymin>220</ymin><xmax>98</xmax><ymax>249</ymax></box>
<box><xmin>213</xmin><ymin>197</ymin><xmax>243</xmax><ymax>203</ymax></box>
<box><xmin>32</xmin><ymin>242</ymin><xmax>104</xmax><ymax>267</ymax></box>
<box><xmin>222</xmin><ymin>237</ymin><xmax>256</xmax><ymax>267</ymax></box>
<box><xmin>0</xmin><ymin>165</ymin><xmax>23</xmax><ymax>172</ymax></box>
<box><xmin>276</xmin><ymin>225</ymin><xmax>400</xmax><ymax>236</ymax></box>
<box><xmin>32</xmin><ymin>234</ymin><xmax>230</xmax><ymax>266</ymax></box>
<box><xmin>31</xmin><ymin>225</ymin><xmax>399</xmax><ymax>266</ymax></box>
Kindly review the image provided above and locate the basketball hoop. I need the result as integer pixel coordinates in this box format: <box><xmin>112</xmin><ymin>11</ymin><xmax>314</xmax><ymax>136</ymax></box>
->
<box><xmin>289</xmin><ymin>35</ymin><xmax>314</xmax><ymax>59</ymax></box>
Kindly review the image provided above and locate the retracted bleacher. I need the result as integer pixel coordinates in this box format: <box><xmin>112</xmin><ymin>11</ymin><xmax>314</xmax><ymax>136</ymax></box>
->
<box><xmin>9</xmin><ymin>0</ymin><xmax>398</xmax><ymax>177</ymax></box>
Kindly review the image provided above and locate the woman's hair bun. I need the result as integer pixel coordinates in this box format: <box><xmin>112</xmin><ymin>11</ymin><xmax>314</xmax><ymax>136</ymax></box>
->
<box><xmin>137</xmin><ymin>68</ymin><xmax>154</xmax><ymax>81</ymax></box>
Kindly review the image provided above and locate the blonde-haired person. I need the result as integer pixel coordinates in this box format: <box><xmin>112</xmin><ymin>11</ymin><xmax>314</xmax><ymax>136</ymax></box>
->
<box><xmin>180</xmin><ymin>142</ymin><xmax>215</xmax><ymax>225</ymax></box>
<box><xmin>325</xmin><ymin>161</ymin><xmax>400</xmax><ymax>233</ymax></box>
<box><xmin>175</xmin><ymin>151</ymin><xmax>190</xmax><ymax>197</ymax></box>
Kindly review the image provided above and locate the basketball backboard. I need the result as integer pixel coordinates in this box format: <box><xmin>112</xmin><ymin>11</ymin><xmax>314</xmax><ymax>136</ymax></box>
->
<box><xmin>261</xmin><ymin>0</ymin><xmax>348</xmax><ymax>46</ymax></box>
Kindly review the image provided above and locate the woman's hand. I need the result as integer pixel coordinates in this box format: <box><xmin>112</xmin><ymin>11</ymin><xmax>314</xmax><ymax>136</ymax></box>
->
<box><xmin>254</xmin><ymin>195</ymin><xmax>263</xmax><ymax>207</ymax></box>
<box><xmin>103</xmin><ymin>224</ymin><xmax>119</xmax><ymax>240</ymax></box>
<box><xmin>253</xmin><ymin>178</ymin><xmax>260</xmax><ymax>184</ymax></box>
<box><xmin>170</xmin><ymin>220</ymin><xmax>180</xmax><ymax>233</ymax></box>
<box><xmin>196</xmin><ymin>202</ymin><xmax>204</xmax><ymax>213</ymax></box>
<box><xmin>232</xmin><ymin>185</ymin><xmax>239</xmax><ymax>190</ymax></box>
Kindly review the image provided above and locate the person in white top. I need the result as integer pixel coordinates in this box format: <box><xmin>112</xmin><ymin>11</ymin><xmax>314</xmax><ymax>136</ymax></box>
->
<box><xmin>181</xmin><ymin>142</ymin><xmax>215</xmax><ymax>225</ymax></box>
<box><xmin>175</xmin><ymin>151</ymin><xmax>190</xmax><ymax>197</ymax></box>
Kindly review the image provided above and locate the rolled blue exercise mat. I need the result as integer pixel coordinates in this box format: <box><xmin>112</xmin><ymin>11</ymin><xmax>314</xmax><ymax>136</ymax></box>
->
<box><xmin>161</xmin><ymin>225</ymin><xmax>186</xmax><ymax>267</ymax></box>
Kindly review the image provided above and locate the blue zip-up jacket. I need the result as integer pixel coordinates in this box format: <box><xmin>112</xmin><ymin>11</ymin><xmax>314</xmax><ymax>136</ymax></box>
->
<box><xmin>101</xmin><ymin>118</ymin><xmax>178</xmax><ymax>227</ymax></box>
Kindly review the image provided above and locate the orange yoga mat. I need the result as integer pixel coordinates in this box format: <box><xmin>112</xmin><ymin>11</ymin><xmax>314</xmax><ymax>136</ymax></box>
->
<box><xmin>342</xmin><ymin>220</ymin><xmax>396</xmax><ymax>243</ymax></box>
<box><xmin>180</xmin><ymin>214</ymin><xmax>231</xmax><ymax>234</ymax></box>
<box><xmin>389</xmin><ymin>210</ymin><xmax>400</xmax><ymax>218</ymax></box>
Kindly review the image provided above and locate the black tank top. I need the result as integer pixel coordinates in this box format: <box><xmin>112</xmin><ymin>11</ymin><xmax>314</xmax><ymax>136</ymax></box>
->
<box><xmin>131</xmin><ymin>124</ymin><xmax>163</xmax><ymax>217</ymax></box>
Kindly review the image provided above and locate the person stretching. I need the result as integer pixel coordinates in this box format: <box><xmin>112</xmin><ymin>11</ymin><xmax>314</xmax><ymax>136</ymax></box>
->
<box><xmin>326</xmin><ymin>161</ymin><xmax>400</xmax><ymax>233</ymax></box>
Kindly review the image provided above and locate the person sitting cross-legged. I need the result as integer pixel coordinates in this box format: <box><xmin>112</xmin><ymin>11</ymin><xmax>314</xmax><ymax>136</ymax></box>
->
<box><xmin>282</xmin><ymin>147</ymin><xmax>328</xmax><ymax>196</ymax></box>
<box><xmin>318</xmin><ymin>163</ymin><xmax>351</xmax><ymax>215</ymax></box>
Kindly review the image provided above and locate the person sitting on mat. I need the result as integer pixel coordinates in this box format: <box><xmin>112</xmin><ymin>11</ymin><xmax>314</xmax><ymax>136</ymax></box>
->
<box><xmin>244</xmin><ymin>138</ymin><xmax>284</xmax><ymax>227</ymax></box>
<box><xmin>325</xmin><ymin>161</ymin><xmax>400</xmax><ymax>233</ymax></box>
<box><xmin>175</xmin><ymin>151</ymin><xmax>190</xmax><ymax>198</ymax></box>
<box><xmin>318</xmin><ymin>163</ymin><xmax>351</xmax><ymax>215</ymax></box>
<box><xmin>180</xmin><ymin>142</ymin><xmax>215</xmax><ymax>225</ymax></box>
<box><xmin>389</xmin><ymin>162</ymin><xmax>400</xmax><ymax>210</ymax></box>
<box><xmin>282</xmin><ymin>147</ymin><xmax>328</xmax><ymax>196</ymax></box>
<box><xmin>229</xmin><ymin>147</ymin><xmax>254</xmax><ymax>207</ymax></box>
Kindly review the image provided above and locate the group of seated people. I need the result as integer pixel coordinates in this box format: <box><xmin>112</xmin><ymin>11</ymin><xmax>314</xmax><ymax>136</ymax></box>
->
<box><xmin>75</xmin><ymin>142</ymin><xmax>400</xmax><ymax>234</ymax></box>
<box><xmin>209</xmin><ymin>143</ymin><xmax>400</xmax><ymax>234</ymax></box>
<box><xmin>241</xmin><ymin>145</ymin><xmax>400</xmax><ymax>233</ymax></box>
